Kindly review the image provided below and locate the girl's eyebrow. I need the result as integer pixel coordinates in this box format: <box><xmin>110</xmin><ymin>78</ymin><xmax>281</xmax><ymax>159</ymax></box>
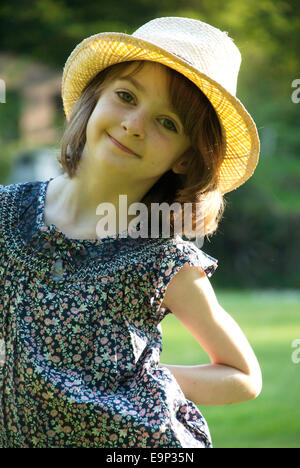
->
<box><xmin>118</xmin><ymin>76</ymin><xmax>145</xmax><ymax>93</ymax></box>
<box><xmin>117</xmin><ymin>76</ymin><xmax>181</xmax><ymax>119</ymax></box>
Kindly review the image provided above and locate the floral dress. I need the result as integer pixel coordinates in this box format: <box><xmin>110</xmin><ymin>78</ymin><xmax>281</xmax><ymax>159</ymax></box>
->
<box><xmin>0</xmin><ymin>178</ymin><xmax>218</xmax><ymax>448</ymax></box>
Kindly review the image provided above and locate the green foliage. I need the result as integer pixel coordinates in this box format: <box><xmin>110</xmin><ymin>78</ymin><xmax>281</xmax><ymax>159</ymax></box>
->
<box><xmin>0</xmin><ymin>89</ymin><xmax>23</xmax><ymax>182</ymax></box>
<box><xmin>204</xmin><ymin>181</ymin><xmax>300</xmax><ymax>289</ymax></box>
<box><xmin>0</xmin><ymin>90</ymin><xmax>22</xmax><ymax>142</ymax></box>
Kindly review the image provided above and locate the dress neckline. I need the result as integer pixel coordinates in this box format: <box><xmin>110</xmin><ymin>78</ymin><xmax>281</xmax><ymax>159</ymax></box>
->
<box><xmin>36</xmin><ymin>177</ymin><xmax>138</xmax><ymax>247</ymax></box>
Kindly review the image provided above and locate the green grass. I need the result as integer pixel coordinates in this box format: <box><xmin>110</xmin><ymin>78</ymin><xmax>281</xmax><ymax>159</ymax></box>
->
<box><xmin>160</xmin><ymin>289</ymin><xmax>300</xmax><ymax>448</ymax></box>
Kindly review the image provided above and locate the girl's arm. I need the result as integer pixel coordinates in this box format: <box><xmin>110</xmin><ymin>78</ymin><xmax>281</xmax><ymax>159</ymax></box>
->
<box><xmin>159</xmin><ymin>263</ymin><xmax>262</xmax><ymax>406</ymax></box>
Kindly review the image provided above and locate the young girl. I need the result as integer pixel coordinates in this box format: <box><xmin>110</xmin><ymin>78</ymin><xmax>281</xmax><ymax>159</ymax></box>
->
<box><xmin>0</xmin><ymin>17</ymin><xmax>262</xmax><ymax>448</ymax></box>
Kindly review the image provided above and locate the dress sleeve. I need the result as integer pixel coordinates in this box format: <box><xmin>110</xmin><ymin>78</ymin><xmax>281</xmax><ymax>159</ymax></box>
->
<box><xmin>148</xmin><ymin>237</ymin><xmax>219</xmax><ymax>320</ymax></box>
<box><xmin>0</xmin><ymin>184</ymin><xmax>5</xmax><ymax>242</ymax></box>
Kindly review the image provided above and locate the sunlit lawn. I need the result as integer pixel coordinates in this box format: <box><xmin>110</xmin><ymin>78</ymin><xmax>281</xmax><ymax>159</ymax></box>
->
<box><xmin>160</xmin><ymin>289</ymin><xmax>300</xmax><ymax>448</ymax></box>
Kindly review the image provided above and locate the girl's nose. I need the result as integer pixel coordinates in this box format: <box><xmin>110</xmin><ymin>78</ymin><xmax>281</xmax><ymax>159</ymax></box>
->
<box><xmin>121</xmin><ymin>113</ymin><xmax>145</xmax><ymax>138</ymax></box>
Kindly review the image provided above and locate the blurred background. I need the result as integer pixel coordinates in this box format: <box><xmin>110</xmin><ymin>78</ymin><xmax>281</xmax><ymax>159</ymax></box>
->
<box><xmin>0</xmin><ymin>0</ymin><xmax>299</xmax><ymax>448</ymax></box>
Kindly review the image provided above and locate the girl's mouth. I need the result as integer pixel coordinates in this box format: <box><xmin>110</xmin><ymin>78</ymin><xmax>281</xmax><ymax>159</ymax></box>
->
<box><xmin>107</xmin><ymin>133</ymin><xmax>141</xmax><ymax>158</ymax></box>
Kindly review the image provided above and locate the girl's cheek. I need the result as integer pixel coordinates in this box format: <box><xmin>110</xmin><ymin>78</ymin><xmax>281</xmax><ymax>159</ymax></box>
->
<box><xmin>87</xmin><ymin>105</ymin><xmax>107</xmax><ymax>132</ymax></box>
<box><xmin>86</xmin><ymin>116</ymin><xmax>101</xmax><ymax>145</ymax></box>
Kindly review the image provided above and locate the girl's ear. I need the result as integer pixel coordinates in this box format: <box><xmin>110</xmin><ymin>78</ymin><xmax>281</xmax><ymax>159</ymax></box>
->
<box><xmin>171</xmin><ymin>156</ymin><xmax>189</xmax><ymax>175</ymax></box>
<box><xmin>172</xmin><ymin>161</ymin><xmax>188</xmax><ymax>175</ymax></box>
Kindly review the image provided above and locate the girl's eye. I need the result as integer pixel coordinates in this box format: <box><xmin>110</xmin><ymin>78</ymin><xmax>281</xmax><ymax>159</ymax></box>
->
<box><xmin>116</xmin><ymin>91</ymin><xmax>178</xmax><ymax>133</ymax></box>
<box><xmin>158</xmin><ymin>118</ymin><xmax>178</xmax><ymax>133</ymax></box>
<box><xmin>116</xmin><ymin>91</ymin><xmax>134</xmax><ymax>104</ymax></box>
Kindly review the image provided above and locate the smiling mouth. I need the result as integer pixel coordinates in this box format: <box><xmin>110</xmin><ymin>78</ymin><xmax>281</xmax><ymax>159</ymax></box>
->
<box><xmin>107</xmin><ymin>133</ymin><xmax>140</xmax><ymax>158</ymax></box>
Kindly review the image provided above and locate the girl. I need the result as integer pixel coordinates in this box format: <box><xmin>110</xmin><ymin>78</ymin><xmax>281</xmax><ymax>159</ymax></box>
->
<box><xmin>0</xmin><ymin>17</ymin><xmax>262</xmax><ymax>448</ymax></box>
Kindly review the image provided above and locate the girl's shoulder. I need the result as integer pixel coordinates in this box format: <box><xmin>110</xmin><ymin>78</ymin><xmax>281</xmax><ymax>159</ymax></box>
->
<box><xmin>143</xmin><ymin>235</ymin><xmax>219</xmax><ymax>319</ymax></box>
<box><xmin>0</xmin><ymin>179</ymin><xmax>41</xmax><ymax>210</ymax></box>
<box><xmin>0</xmin><ymin>181</ymin><xmax>20</xmax><ymax>220</ymax></box>
<box><xmin>0</xmin><ymin>182</ymin><xmax>9</xmax><ymax>200</ymax></box>
<box><xmin>0</xmin><ymin>179</ymin><xmax>41</xmax><ymax>241</ymax></box>
<box><xmin>154</xmin><ymin>235</ymin><xmax>219</xmax><ymax>279</ymax></box>
<box><xmin>0</xmin><ymin>179</ymin><xmax>37</xmax><ymax>202</ymax></box>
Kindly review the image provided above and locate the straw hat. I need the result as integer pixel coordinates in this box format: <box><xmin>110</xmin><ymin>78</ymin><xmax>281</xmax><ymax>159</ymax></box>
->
<box><xmin>61</xmin><ymin>16</ymin><xmax>260</xmax><ymax>194</ymax></box>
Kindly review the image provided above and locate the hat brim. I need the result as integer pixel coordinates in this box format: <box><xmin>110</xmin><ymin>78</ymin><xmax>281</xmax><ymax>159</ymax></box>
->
<box><xmin>62</xmin><ymin>32</ymin><xmax>260</xmax><ymax>194</ymax></box>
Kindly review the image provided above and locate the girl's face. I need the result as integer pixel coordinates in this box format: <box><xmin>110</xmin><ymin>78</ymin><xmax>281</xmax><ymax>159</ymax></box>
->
<box><xmin>82</xmin><ymin>62</ymin><xmax>191</xmax><ymax>184</ymax></box>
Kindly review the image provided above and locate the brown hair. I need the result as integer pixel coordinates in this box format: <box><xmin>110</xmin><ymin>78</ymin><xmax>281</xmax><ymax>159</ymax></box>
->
<box><xmin>57</xmin><ymin>60</ymin><xmax>226</xmax><ymax>240</ymax></box>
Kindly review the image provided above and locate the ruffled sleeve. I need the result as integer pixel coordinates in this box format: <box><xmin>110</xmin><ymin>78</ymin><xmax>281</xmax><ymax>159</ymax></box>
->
<box><xmin>0</xmin><ymin>184</ymin><xmax>6</xmax><ymax>248</ymax></box>
<box><xmin>0</xmin><ymin>185</ymin><xmax>4</xmax><ymax>227</ymax></box>
<box><xmin>148</xmin><ymin>236</ymin><xmax>218</xmax><ymax>320</ymax></box>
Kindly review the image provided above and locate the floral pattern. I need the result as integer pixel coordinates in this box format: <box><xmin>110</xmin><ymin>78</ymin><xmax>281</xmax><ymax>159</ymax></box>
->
<box><xmin>0</xmin><ymin>178</ymin><xmax>218</xmax><ymax>448</ymax></box>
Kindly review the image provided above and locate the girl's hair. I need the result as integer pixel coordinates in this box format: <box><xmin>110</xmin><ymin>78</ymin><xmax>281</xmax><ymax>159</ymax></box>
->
<box><xmin>57</xmin><ymin>60</ymin><xmax>226</xmax><ymax>240</ymax></box>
